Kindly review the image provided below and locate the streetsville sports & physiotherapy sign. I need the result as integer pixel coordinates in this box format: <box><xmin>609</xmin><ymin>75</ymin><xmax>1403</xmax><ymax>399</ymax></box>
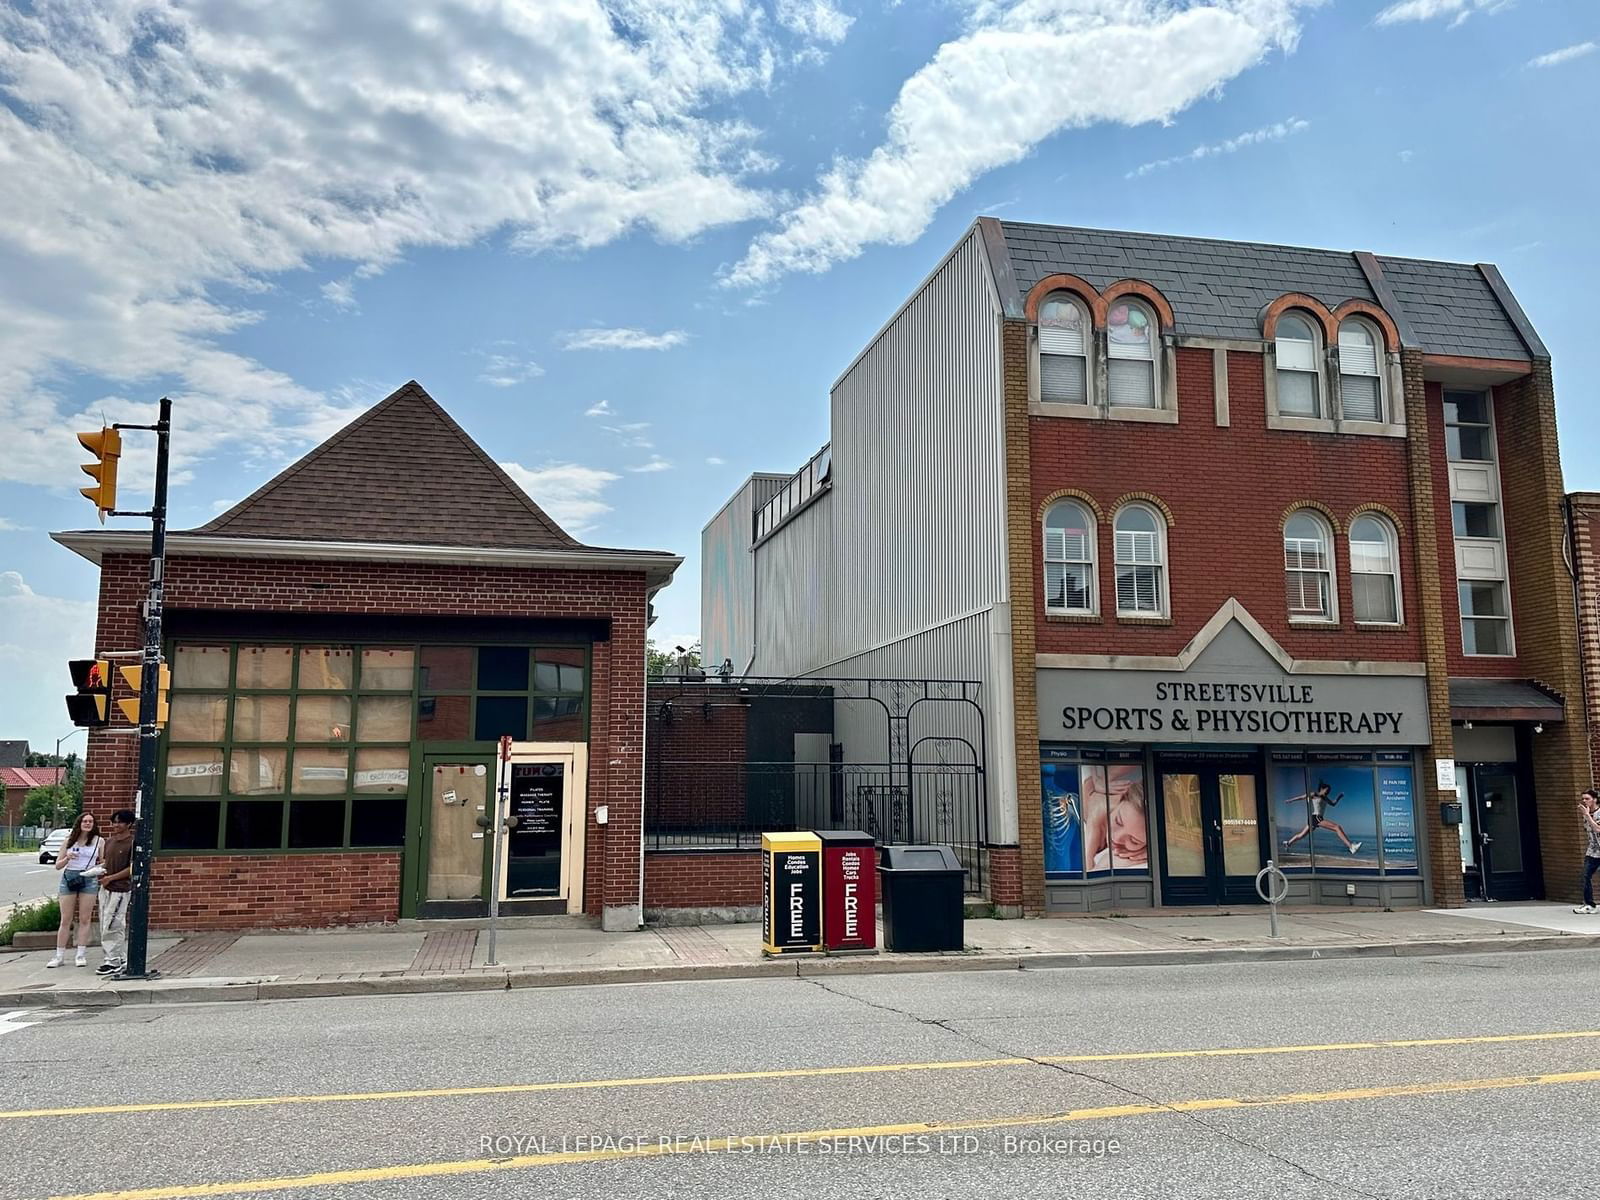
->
<box><xmin>1036</xmin><ymin>621</ymin><xmax>1429</xmax><ymax>747</ymax></box>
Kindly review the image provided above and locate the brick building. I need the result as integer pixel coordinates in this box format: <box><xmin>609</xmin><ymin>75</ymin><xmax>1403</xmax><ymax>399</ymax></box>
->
<box><xmin>54</xmin><ymin>382</ymin><xmax>680</xmax><ymax>932</ymax></box>
<box><xmin>2</xmin><ymin>765</ymin><xmax>66</xmax><ymax>830</ymax></box>
<box><xmin>704</xmin><ymin>219</ymin><xmax>1586</xmax><ymax>913</ymax></box>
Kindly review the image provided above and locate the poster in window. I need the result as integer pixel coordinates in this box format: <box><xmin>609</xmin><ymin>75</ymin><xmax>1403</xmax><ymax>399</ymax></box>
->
<box><xmin>1089</xmin><ymin>763</ymin><xmax>1148</xmax><ymax>873</ymax></box>
<box><xmin>1279</xmin><ymin>762</ymin><xmax>1381</xmax><ymax>872</ymax></box>
<box><xmin>1270</xmin><ymin>763</ymin><xmax>1313</xmax><ymax>872</ymax></box>
<box><xmin>1378</xmin><ymin>762</ymin><xmax>1418</xmax><ymax>872</ymax></box>
<box><xmin>1041</xmin><ymin>762</ymin><xmax>1082</xmax><ymax>876</ymax></box>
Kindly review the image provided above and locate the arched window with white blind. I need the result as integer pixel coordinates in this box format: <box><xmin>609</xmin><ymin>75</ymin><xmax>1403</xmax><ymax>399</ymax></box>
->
<box><xmin>1337</xmin><ymin>318</ymin><xmax>1385</xmax><ymax>423</ymax></box>
<box><xmin>1113</xmin><ymin>503</ymin><xmax>1167</xmax><ymax>617</ymax></box>
<box><xmin>1043</xmin><ymin>500</ymin><xmax>1097</xmax><ymax>614</ymax></box>
<box><xmin>1105</xmin><ymin>298</ymin><xmax>1158</xmax><ymax>409</ymax></box>
<box><xmin>1038</xmin><ymin>293</ymin><xmax>1091</xmax><ymax>405</ymax></box>
<box><xmin>1275</xmin><ymin>313</ymin><xmax>1322</xmax><ymax>418</ymax></box>
<box><xmin>1349</xmin><ymin>514</ymin><xmax>1401</xmax><ymax>624</ymax></box>
<box><xmin>1284</xmin><ymin>510</ymin><xmax>1336</xmax><ymax>622</ymax></box>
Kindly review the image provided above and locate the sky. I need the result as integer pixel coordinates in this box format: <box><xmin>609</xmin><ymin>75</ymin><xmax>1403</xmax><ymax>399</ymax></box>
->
<box><xmin>1</xmin><ymin>0</ymin><xmax>1597</xmax><ymax>753</ymax></box>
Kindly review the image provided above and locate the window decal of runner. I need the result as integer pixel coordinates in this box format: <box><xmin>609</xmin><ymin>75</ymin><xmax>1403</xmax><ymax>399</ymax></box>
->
<box><xmin>1270</xmin><ymin>751</ymin><xmax>1417</xmax><ymax>875</ymax></box>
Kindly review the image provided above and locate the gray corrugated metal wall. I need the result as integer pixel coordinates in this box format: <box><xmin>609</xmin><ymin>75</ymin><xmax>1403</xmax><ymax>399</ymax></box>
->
<box><xmin>746</xmin><ymin>227</ymin><xmax>1016</xmax><ymax>841</ymax></box>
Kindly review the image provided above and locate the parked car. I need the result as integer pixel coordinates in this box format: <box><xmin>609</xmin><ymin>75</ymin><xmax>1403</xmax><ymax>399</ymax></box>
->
<box><xmin>37</xmin><ymin>828</ymin><xmax>70</xmax><ymax>864</ymax></box>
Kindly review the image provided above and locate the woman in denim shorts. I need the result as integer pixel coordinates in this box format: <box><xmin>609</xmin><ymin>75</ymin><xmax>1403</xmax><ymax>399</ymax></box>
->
<box><xmin>49</xmin><ymin>813</ymin><xmax>103</xmax><ymax>969</ymax></box>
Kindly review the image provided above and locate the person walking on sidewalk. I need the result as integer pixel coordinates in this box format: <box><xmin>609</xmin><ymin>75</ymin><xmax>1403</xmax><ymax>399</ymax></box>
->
<box><xmin>95</xmin><ymin>809</ymin><xmax>135</xmax><ymax>976</ymax></box>
<box><xmin>1574</xmin><ymin>789</ymin><xmax>1600</xmax><ymax>915</ymax></box>
<box><xmin>47</xmin><ymin>812</ymin><xmax>103</xmax><ymax>969</ymax></box>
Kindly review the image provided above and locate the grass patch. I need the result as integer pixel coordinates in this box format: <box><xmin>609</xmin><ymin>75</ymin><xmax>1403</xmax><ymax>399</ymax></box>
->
<box><xmin>1</xmin><ymin>899</ymin><xmax>60</xmax><ymax>946</ymax></box>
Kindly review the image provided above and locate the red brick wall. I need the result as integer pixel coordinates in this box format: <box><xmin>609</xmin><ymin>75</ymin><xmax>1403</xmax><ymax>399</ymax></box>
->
<box><xmin>988</xmin><ymin>846</ymin><xmax>1021</xmax><ymax>908</ymax></box>
<box><xmin>1031</xmin><ymin>348</ymin><xmax>1424</xmax><ymax>663</ymax></box>
<box><xmin>84</xmin><ymin>553</ymin><xmax>649</xmax><ymax>926</ymax></box>
<box><xmin>646</xmin><ymin>684</ymin><xmax>749</xmax><ymax>830</ymax></box>
<box><xmin>1572</xmin><ymin>499</ymin><xmax>1600</xmax><ymax>782</ymax></box>
<box><xmin>149</xmin><ymin>852</ymin><xmax>401</xmax><ymax>930</ymax></box>
<box><xmin>643</xmin><ymin>851</ymin><xmax>762</xmax><ymax>909</ymax></box>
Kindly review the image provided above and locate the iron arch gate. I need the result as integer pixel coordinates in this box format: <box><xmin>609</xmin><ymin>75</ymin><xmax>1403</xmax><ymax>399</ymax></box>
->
<box><xmin>644</xmin><ymin>676</ymin><xmax>989</xmax><ymax>894</ymax></box>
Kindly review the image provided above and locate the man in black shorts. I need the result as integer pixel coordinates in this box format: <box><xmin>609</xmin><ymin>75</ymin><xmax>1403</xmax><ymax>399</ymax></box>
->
<box><xmin>1282</xmin><ymin>782</ymin><xmax>1362</xmax><ymax>855</ymax></box>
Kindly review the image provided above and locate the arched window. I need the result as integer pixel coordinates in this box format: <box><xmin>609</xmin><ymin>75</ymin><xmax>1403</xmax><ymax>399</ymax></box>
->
<box><xmin>1338</xmin><ymin>318</ymin><xmax>1384</xmax><ymax>422</ymax></box>
<box><xmin>1275</xmin><ymin>313</ymin><xmax>1321</xmax><ymax>418</ymax></box>
<box><xmin>1043</xmin><ymin>500</ymin><xmax>1096</xmax><ymax>614</ymax></box>
<box><xmin>1106</xmin><ymin>298</ymin><xmax>1158</xmax><ymax>409</ymax></box>
<box><xmin>1038</xmin><ymin>293</ymin><xmax>1090</xmax><ymax>405</ymax></box>
<box><xmin>1349</xmin><ymin>515</ymin><xmax>1401</xmax><ymax>624</ymax></box>
<box><xmin>1284</xmin><ymin>510</ymin><xmax>1336</xmax><ymax>622</ymax></box>
<box><xmin>1113</xmin><ymin>503</ymin><xmax>1167</xmax><ymax>616</ymax></box>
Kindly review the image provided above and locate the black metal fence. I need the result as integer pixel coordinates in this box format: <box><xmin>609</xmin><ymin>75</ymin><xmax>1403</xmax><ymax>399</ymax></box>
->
<box><xmin>644</xmin><ymin>760</ymin><xmax>987</xmax><ymax>893</ymax></box>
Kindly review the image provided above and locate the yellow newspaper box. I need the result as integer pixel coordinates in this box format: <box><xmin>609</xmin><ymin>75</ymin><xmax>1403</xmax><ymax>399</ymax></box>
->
<box><xmin>762</xmin><ymin>832</ymin><xmax>822</xmax><ymax>955</ymax></box>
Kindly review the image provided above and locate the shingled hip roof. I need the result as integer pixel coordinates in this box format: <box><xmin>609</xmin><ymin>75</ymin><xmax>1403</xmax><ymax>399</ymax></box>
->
<box><xmin>200</xmin><ymin>381</ymin><xmax>585</xmax><ymax>550</ymax></box>
<box><xmin>52</xmin><ymin>381</ymin><xmax>681</xmax><ymax>589</ymax></box>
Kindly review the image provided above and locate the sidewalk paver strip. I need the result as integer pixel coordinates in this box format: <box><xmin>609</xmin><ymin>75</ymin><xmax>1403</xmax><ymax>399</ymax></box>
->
<box><xmin>654</xmin><ymin>925</ymin><xmax>739</xmax><ymax>965</ymax></box>
<box><xmin>410</xmin><ymin>931</ymin><xmax>478</xmax><ymax>974</ymax></box>
<box><xmin>150</xmin><ymin>933</ymin><xmax>242</xmax><ymax>979</ymax></box>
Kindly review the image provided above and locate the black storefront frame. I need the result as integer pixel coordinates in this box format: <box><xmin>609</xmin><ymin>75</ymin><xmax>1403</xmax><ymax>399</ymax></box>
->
<box><xmin>1151</xmin><ymin>748</ymin><xmax>1267</xmax><ymax>907</ymax></box>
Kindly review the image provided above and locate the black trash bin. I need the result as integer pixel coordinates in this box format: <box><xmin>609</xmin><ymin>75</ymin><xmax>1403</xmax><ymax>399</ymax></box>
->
<box><xmin>878</xmin><ymin>844</ymin><xmax>965</xmax><ymax>952</ymax></box>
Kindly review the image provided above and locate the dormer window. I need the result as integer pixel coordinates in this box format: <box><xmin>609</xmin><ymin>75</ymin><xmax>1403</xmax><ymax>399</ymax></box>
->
<box><xmin>1039</xmin><ymin>293</ymin><xmax>1090</xmax><ymax>405</ymax></box>
<box><xmin>1338</xmin><ymin>318</ymin><xmax>1385</xmax><ymax>423</ymax></box>
<box><xmin>1106</xmin><ymin>299</ymin><xmax>1157</xmax><ymax>409</ymax></box>
<box><xmin>1275</xmin><ymin>314</ymin><xmax>1321</xmax><ymax>418</ymax></box>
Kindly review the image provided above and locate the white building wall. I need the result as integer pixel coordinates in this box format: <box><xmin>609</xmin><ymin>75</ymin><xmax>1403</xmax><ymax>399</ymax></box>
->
<box><xmin>747</xmin><ymin>226</ymin><xmax>1016</xmax><ymax>841</ymax></box>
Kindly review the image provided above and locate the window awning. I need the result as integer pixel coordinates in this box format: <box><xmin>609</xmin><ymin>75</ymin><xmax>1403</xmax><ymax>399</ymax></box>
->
<box><xmin>1449</xmin><ymin>678</ymin><xmax>1564</xmax><ymax>724</ymax></box>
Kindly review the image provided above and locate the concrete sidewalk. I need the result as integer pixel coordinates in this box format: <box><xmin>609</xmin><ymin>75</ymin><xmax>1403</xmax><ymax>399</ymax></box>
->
<box><xmin>3</xmin><ymin>905</ymin><xmax>1597</xmax><ymax>1009</ymax></box>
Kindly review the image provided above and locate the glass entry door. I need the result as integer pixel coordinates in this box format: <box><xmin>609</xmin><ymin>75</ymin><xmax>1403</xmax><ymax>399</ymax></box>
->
<box><xmin>496</xmin><ymin>745</ymin><xmax>589</xmax><ymax>913</ymax></box>
<box><xmin>1461</xmin><ymin>763</ymin><xmax>1535</xmax><ymax>901</ymax></box>
<box><xmin>1158</xmin><ymin>761</ymin><xmax>1265</xmax><ymax>905</ymax></box>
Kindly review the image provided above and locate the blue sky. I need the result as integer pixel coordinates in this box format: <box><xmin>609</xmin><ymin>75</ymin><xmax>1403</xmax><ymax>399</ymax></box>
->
<box><xmin>1</xmin><ymin>0</ymin><xmax>1596</xmax><ymax>752</ymax></box>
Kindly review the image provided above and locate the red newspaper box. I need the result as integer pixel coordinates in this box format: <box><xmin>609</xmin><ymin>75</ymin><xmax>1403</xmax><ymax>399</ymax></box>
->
<box><xmin>817</xmin><ymin>830</ymin><xmax>877</xmax><ymax>953</ymax></box>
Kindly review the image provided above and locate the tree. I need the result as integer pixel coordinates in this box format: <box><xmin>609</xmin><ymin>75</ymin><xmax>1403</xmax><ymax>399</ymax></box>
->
<box><xmin>647</xmin><ymin>639</ymin><xmax>701</xmax><ymax>677</ymax></box>
<box><xmin>23</xmin><ymin>781</ymin><xmax>81</xmax><ymax>829</ymax></box>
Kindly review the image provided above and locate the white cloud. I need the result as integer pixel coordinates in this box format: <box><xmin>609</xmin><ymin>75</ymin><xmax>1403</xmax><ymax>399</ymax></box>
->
<box><xmin>1398</xmin><ymin>149</ymin><xmax>1415</xmax><ymax>162</ymax></box>
<box><xmin>0</xmin><ymin>1</ymin><xmax>787</xmax><ymax>490</ymax></box>
<box><xmin>498</xmin><ymin>460</ymin><xmax>620</xmax><ymax>534</ymax></box>
<box><xmin>628</xmin><ymin>456</ymin><xmax>674</xmax><ymax>473</ymax></box>
<box><xmin>1528</xmin><ymin>42</ymin><xmax>1596</xmax><ymax>69</ymax></box>
<box><xmin>321</xmin><ymin>278</ymin><xmax>357</xmax><ymax>311</ymax></box>
<box><xmin>560</xmin><ymin>328</ymin><xmax>691</xmax><ymax>352</ymax></box>
<box><xmin>477</xmin><ymin>354</ymin><xmax>546</xmax><ymax>389</ymax></box>
<box><xmin>603</xmin><ymin>422</ymin><xmax>654</xmax><ymax>449</ymax></box>
<box><xmin>584</xmin><ymin>399</ymin><xmax>615</xmax><ymax>418</ymax></box>
<box><xmin>726</xmin><ymin>0</ymin><xmax>1310</xmax><ymax>288</ymax></box>
<box><xmin>1375</xmin><ymin>0</ymin><xmax>1513</xmax><ymax>27</ymax></box>
<box><xmin>0</xmin><ymin>516</ymin><xmax>26</xmax><ymax>531</ymax></box>
<box><xmin>1127</xmin><ymin>117</ymin><xmax>1309</xmax><ymax>178</ymax></box>
<box><xmin>0</xmin><ymin>571</ymin><xmax>96</xmax><ymax>751</ymax></box>
<box><xmin>776</xmin><ymin>0</ymin><xmax>854</xmax><ymax>44</ymax></box>
<box><xmin>705</xmin><ymin>455</ymin><xmax>726</xmax><ymax>465</ymax></box>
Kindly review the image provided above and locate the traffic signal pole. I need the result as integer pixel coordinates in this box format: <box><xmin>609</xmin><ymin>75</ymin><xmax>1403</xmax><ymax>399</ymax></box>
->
<box><xmin>114</xmin><ymin>397</ymin><xmax>171</xmax><ymax>980</ymax></box>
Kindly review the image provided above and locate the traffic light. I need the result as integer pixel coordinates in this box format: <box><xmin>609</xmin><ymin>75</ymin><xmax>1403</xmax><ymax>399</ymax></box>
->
<box><xmin>117</xmin><ymin>663</ymin><xmax>171</xmax><ymax>726</ymax></box>
<box><xmin>77</xmin><ymin>427</ymin><xmax>121</xmax><ymax>521</ymax></box>
<box><xmin>66</xmin><ymin>659</ymin><xmax>112</xmax><ymax>727</ymax></box>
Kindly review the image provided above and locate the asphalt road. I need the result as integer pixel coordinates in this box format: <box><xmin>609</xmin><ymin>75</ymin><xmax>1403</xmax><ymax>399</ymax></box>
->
<box><xmin>0</xmin><ymin>850</ymin><xmax>55</xmax><ymax>909</ymax></box>
<box><xmin>5</xmin><ymin>949</ymin><xmax>1600</xmax><ymax>1199</ymax></box>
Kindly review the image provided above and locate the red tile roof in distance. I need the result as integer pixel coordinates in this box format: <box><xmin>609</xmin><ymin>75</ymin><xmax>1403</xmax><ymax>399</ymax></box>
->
<box><xmin>0</xmin><ymin>767</ymin><xmax>66</xmax><ymax>790</ymax></box>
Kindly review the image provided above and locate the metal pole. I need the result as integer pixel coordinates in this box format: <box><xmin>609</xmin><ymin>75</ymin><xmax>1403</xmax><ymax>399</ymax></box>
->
<box><xmin>486</xmin><ymin>735</ymin><xmax>512</xmax><ymax>966</ymax></box>
<box><xmin>120</xmin><ymin>397</ymin><xmax>171</xmax><ymax>980</ymax></box>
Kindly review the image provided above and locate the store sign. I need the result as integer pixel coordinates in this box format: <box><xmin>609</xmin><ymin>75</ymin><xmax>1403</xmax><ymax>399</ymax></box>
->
<box><xmin>1038</xmin><ymin>620</ymin><xmax>1427</xmax><ymax>747</ymax></box>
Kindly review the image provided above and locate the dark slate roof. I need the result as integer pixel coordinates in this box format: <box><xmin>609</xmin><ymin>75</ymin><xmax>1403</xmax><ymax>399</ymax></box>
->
<box><xmin>996</xmin><ymin>221</ymin><xmax>1533</xmax><ymax>361</ymax></box>
<box><xmin>196</xmin><ymin>382</ymin><xmax>585</xmax><ymax>551</ymax></box>
<box><xmin>1374</xmin><ymin>257</ymin><xmax>1530</xmax><ymax>361</ymax></box>
<box><xmin>1448</xmin><ymin>678</ymin><xmax>1564</xmax><ymax>718</ymax></box>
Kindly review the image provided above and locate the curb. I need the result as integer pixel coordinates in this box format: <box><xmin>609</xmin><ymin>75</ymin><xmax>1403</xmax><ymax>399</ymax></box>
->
<box><xmin>3</xmin><ymin>933</ymin><xmax>1596</xmax><ymax>1009</ymax></box>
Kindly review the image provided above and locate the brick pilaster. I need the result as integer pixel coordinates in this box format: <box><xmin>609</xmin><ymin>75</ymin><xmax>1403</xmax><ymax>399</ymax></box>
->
<box><xmin>1001</xmin><ymin>320</ymin><xmax>1045</xmax><ymax>914</ymax></box>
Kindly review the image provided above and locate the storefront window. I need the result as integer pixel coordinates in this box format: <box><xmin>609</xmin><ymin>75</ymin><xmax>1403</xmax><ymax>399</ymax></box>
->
<box><xmin>161</xmin><ymin>641</ymin><xmax>416</xmax><ymax>852</ymax></box>
<box><xmin>1041</xmin><ymin>747</ymin><xmax>1150</xmax><ymax>879</ymax></box>
<box><xmin>1269</xmin><ymin>751</ymin><xmax>1416</xmax><ymax>874</ymax></box>
<box><xmin>418</xmin><ymin>644</ymin><xmax>590</xmax><ymax>744</ymax></box>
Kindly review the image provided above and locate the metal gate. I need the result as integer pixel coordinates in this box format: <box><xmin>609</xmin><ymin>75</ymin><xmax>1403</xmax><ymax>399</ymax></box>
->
<box><xmin>644</xmin><ymin>676</ymin><xmax>988</xmax><ymax>893</ymax></box>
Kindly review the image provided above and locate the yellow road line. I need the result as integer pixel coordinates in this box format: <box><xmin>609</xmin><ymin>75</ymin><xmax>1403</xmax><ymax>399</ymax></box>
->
<box><xmin>7</xmin><ymin>1028</ymin><xmax>1600</xmax><ymax>1122</ymax></box>
<box><xmin>45</xmin><ymin>1068</ymin><xmax>1600</xmax><ymax>1200</ymax></box>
